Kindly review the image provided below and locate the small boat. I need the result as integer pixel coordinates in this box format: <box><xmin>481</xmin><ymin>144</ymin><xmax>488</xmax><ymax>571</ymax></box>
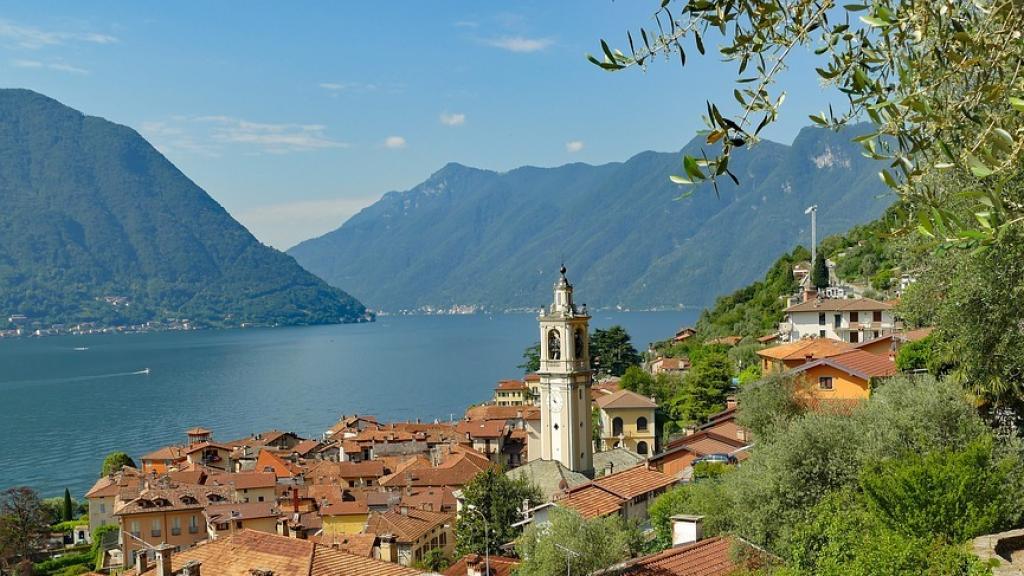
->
<box><xmin>136</xmin><ymin>368</ymin><xmax>151</xmax><ymax>375</ymax></box>
<box><xmin>73</xmin><ymin>347</ymin><xmax>88</xmax><ymax>351</ymax></box>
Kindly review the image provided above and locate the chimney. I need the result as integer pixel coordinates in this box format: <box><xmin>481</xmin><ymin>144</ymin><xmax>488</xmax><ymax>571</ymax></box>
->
<box><xmin>726</xmin><ymin>396</ymin><xmax>737</xmax><ymax>410</ymax></box>
<box><xmin>803</xmin><ymin>286</ymin><xmax>817</xmax><ymax>303</ymax></box>
<box><xmin>605</xmin><ymin>462</ymin><xmax>614</xmax><ymax>476</ymax></box>
<box><xmin>670</xmin><ymin>515</ymin><xmax>704</xmax><ymax>546</ymax></box>
<box><xmin>181</xmin><ymin>560</ymin><xmax>202</xmax><ymax>576</ymax></box>
<box><xmin>684</xmin><ymin>425</ymin><xmax>697</xmax><ymax>437</ymax></box>
<box><xmin>135</xmin><ymin>550</ymin><xmax>149</xmax><ymax>574</ymax></box>
<box><xmin>379</xmin><ymin>534</ymin><xmax>398</xmax><ymax>563</ymax></box>
<box><xmin>154</xmin><ymin>543</ymin><xmax>174</xmax><ymax>576</ymax></box>
<box><xmin>465</xmin><ymin>553</ymin><xmax>484</xmax><ymax>576</ymax></box>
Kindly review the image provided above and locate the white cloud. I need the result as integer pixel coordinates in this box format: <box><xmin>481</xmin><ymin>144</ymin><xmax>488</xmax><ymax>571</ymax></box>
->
<box><xmin>234</xmin><ymin>196</ymin><xmax>380</xmax><ymax>250</ymax></box>
<box><xmin>439</xmin><ymin>112</ymin><xmax>466</xmax><ymax>126</ymax></box>
<box><xmin>565</xmin><ymin>140</ymin><xmax>584</xmax><ymax>153</ymax></box>
<box><xmin>0</xmin><ymin>19</ymin><xmax>117</xmax><ymax>49</ymax></box>
<box><xmin>12</xmin><ymin>58</ymin><xmax>89</xmax><ymax>74</ymax></box>
<box><xmin>384</xmin><ymin>136</ymin><xmax>407</xmax><ymax>149</ymax></box>
<box><xmin>138</xmin><ymin>115</ymin><xmax>347</xmax><ymax>156</ymax></box>
<box><xmin>484</xmin><ymin>35</ymin><xmax>553</xmax><ymax>53</ymax></box>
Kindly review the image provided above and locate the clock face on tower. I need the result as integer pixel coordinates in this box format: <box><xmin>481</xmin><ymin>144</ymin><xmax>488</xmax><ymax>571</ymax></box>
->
<box><xmin>550</xmin><ymin>393</ymin><xmax>563</xmax><ymax>413</ymax></box>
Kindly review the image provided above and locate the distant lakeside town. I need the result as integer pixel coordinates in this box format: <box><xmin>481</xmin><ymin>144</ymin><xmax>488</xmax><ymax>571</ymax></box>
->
<box><xmin>9</xmin><ymin>262</ymin><xmax>966</xmax><ymax>576</ymax></box>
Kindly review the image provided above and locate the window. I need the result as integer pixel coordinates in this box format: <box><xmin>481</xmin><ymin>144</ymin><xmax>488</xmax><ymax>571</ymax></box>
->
<box><xmin>834</xmin><ymin>314</ymin><xmax>841</xmax><ymax>328</ymax></box>
<box><xmin>99</xmin><ymin>503</ymin><xmax>106</xmax><ymax>513</ymax></box>
<box><xmin>850</xmin><ymin>311</ymin><xmax>859</xmax><ymax>323</ymax></box>
<box><xmin>819</xmin><ymin>376</ymin><xmax>833</xmax><ymax>390</ymax></box>
<box><xmin>547</xmin><ymin>329</ymin><xmax>561</xmax><ymax>360</ymax></box>
<box><xmin>818</xmin><ymin>313</ymin><xmax>826</xmax><ymax>326</ymax></box>
<box><xmin>636</xmin><ymin>417</ymin><xmax>648</xmax><ymax>432</ymax></box>
<box><xmin>874</xmin><ymin>331</ymin><xmax>880</xmax><ymax>339</ymax></box>
<box><xmin>873</xmin><ymin>310</ymin><xmax>882</xmax><ymax>322</ymax></box>
<box><xmin>637</xmin><ymin>441</ymin><xmax>649</xmax><ymax>455</ymax></box>
<box><xmin>151</xmin><ymin>518</ymin><xmax>161</xmax><ymax>538</ymax></box>
<box><xmin>130</xmin><ymin>521</ymin><xmax>140</xmax><ymax>538</ymax></box>
<box><xmin>171</xmin><ymin>517</ymin><xmax>181</xmax><ymax>536</ymax></box>
<box><xmin>819</xmin><ymin>329</ymin><xmax>826</xmax><ymax>338</ymax></box>
<box><xmin>850</xmin><ymin>332</ymin><xmax>859</xmax><ymax>343</ymax></box>
<box><xmin>257</xmin><ymin>496</ymin><xmax>265</xmax><ymax>502</ymax></box>
<box><xmin>189</xmin><ymin>515</ymin><xmax>199</xmax><ymax>534</ymax></box>
<box><xmin>612</xmin><ymin>417</ymin><xmax>623</xmax><ymax>436</ymax></box>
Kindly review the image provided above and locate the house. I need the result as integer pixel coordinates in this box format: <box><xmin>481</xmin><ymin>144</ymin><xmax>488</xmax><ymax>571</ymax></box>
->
<box><xmin>554</xmin><ymin>465</ymin><xmax>677</xmax><ymax>522</ymax></box>
<box><xmin>122</xmin><ymin>528</ymin><xmax>425</xmax><ymax>576</ymax></box>
<box><xmin>673</xmin><ymin>327</ymin><xmax>697</xmax><ymax>342</ymax></box>
<box><xmin>206</xmin><ymin>472</ymin><xmax>277</xmax><ymax>503</ymax></box>
<box><xmin>524</xmin><ymin>373</ymin><xmax>541</xmax><ymax>403</ymax></box>
<box><xmin>85</xmin><ymin>467</ymin><xmax>143</xmax><ymax>532</ymax></box>
<box><xmin>455</xmin><ymin>419</ymin><xmax>508</xmax><ymax>464</ymax></box>
<box><xmin>365</xmin><ymin>507</ymin><xmax>455</xmax><ymax>567</ymax></box>
<box><xmin>505</xmin><ymin>459</ymin><xmax>591</xmax><ymax>503</ymax></box>
<box><xmin>780</xmin><ymin>297</ymin><xmax>898</xmax><ymax>343</ymax></box>
<box><xmin>317</xmin><ymin>488</ymin><xmax>371</xmax><ymax>536</ymax></box>
<box><xmin>204</xmin><ymin>501</ymin><xmax>280</xmax><ymax>539</ymax></box>
<box><xmin>140</xmin><ymin>446</ymin><xmax>187</xmax><ymax>475</ymax></box>
<box><xmin>787</xmin><ymin>348</ymin><xmax>898</xmax><ymax>401</ymax></box>
<box><xmin>183</xmin><ymin>442</ymin><xmax>232</xmax><ymax>471</ymax></box>
<box><xmin>255</xmin><ymin>449</ymin><xmax>303</xmax><ymax>486</ymax></box>
<box><xmin>855</xmin><ymin>326</ymin><xmax>934</xmax><ymax>359</ymax></box>
<box><xmin>378</xmin><ymin>449</ymin><xmax>491</xmax><ymax>491</ymax></box>
<box><xmin>756</xmin><ymin>338</ymin><xmax>854</xmax><ymax>375</ymax></box>
<box><xmin>595</xmin><ymin>390</ymin><xmax>657</xmax><ymax>456</ymax></box>
<box><xmin>305</xmin><ymin>460</ymin><xmax>387</xmax><ymax>488</ymax></box>
<box><xmin>649</xmin><ymin>412</ymin><xmax>751</xmax><ymax>480</ymax></box>
<box><xmin>649</xmin><ymin>356</ymin><xmax>690</xmax><ymax>376</ymax></box>
<box><xmin>600</xmin><ymin>515</ymin><xmax>769</xmax><ymax>575</ymax></box>
<box><xmin>494</xmin><ymin>379</ymin><xmax>530</xmax><ymax>406</ymax></box>
<box><xmin>115</xmin><ymin>483</ymin><xmax>232</xmax><ymax>566</ymax></box>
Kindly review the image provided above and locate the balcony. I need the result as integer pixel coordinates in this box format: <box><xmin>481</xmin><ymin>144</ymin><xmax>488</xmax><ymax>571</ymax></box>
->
<box><xmin>150</xmin><ymin>529</ymin><xmax>161</xmax><ymax>538</ymax></box>
<box><xmin>171</xmin><ymin>528</ymin><xmax>181</xmax><ymax>536</ymax></box>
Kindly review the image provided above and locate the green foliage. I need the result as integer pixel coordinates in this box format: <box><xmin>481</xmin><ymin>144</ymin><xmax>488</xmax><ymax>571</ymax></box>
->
<box><xmin>413</xmin><ymin>548</ymin><xmax>449</xmax><ymax>572</ymax></box>
<box><xmin>590</xmin><ymin>326</ymin><xmax>641</xmax><ymax>377</ymax></box>
<box><xmin>519</xmin><ymin>342</ymin><xmax>541</xmax><ymax>374</ymax></box>
<box><xmin>90</xmin><ymin>525</ymin><xmax>118</xmax><ymax>570</ymax></box>
<box><xmin>735</xmin><ymin>374</ymin><xmax>808</xmax><ymax>443</ymax></box>
<box><xmin>736</xmin><ymin>364</ymin><xmax>761</xmax><ymax>386</ymax></box>
<box><xmin>870</xmin><ymin>269</ymin><xmax>893</xmax><ymax>291</ymax></box>
<box><xmin>32</xmin><ymin>552</ymin><xmax>92</xmax><ymax>576</ymax></box>
<box><xmin>515</xmin><ymin>508</ymin><xmax>643</xmax><ymax>576</ymax></box>
<box><xmin>811</xmin><ymin>251</ymin><xmax>829</xmax><ymax>290</ymax></box>
<box><xmin>648</xmin><ymin>478</ymin><xmax>735</xmax><ymax>550</ymax></box>
<box><xmin>894</xmin><ymin>336</ymin><xmax>933</xmax><ymax>373</ymax></box>
<box><xmin>695</xmin><ymin>246</ymin><xmax>805</xmax><ymax>340</ymax></box>
<box><xmin>620</xmin><ymin>365</ymin><xmax>656</xmax><ymax>396</ymax></box>
<box><xmin>0</xmin><ymin>90</ymin><xmax>368</xmax><ymax>328</ymax></box>
<box><xmin>62</xmin><ymin>488</ymin><xmax>72</xmax><ymax>522</ymax></box>
<box><xmin>455</xmin><ymin>467</ymin><xmax>543</xmax><ymax>557</ymax></box>
<box><xmin>100</xmin><ymin>451</ymin><xmax>136</xmax><ymax>477</ymax></box>
<box><xmin>0</xmin><ymin>487</ymin><xmax>51</xmax><ymax>564</ymax></box>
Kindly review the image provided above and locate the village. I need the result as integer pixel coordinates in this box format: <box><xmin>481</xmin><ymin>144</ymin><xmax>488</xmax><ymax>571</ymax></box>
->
<box><xmin>62</xmin><ymin>261</ymin><xmax>935</xmax><ymax>576</ymax></box>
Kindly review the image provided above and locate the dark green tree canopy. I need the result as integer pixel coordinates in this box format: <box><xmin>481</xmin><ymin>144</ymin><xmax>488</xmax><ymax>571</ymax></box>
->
<box><xmin>811</xmin><ymin>251</ymin><xmax>829</xmax><ymax>290</ymax></box>
<box><xmin>100</xmin><ymin>452</ymin><xmax>135</xmax><ymax>477</ymax></box>
<box><xmin>590</xmin><ymin>326</ymin><xmax>641</xmax><ymax>376</ymax></box>
<box><xmin>454</xmin><ymin>467</ymin><xmax>543</xmax><ymax>557</ymax></box>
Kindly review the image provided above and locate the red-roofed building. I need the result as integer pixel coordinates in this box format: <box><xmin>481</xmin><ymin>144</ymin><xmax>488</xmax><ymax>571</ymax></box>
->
<box><xmin>787</xmin><ymin>348</ymin><xmax>898</xmax><ymax>401</ymax></box>
<box><xmin>493</xmin><ymin>379</ymin><xmax>531</xmax><ymax>406</ymax></box>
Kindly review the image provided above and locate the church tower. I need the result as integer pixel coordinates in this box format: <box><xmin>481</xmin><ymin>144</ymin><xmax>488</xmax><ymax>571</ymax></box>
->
<box><xmin>537</xmin><ymin>266</ymin><xmax>593</xmax><ymax>475</ymax></box>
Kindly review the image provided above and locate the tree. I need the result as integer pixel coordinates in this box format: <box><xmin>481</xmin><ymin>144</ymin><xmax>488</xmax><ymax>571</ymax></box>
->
<box><xmin>590</xmin><ymin>326</ymin><xmax>641</xmax><ymax>376</ymax></box>
<box><xmin>590</xmin><ymin>1</ymin><xmax>1024</xmax><ymax>247</ymax></box>
<box><xmin>811</xmin><ymin>251</ymin><xmax>829</xmax><ymax>291</ymax></box>
<box><xmin>414</xmin><ymin>548</ymin><xmax>449</xmax><ymax>572</ymax></box>
<box><xmin>619</xmin><ymin>365</ymin><xmax>656</xmax><ymax>397</ymax></box>
<box><xmin>515</xmin><ymin>508</ymin><xmax>643</xmax><ymax>576</ymax></box>
<box><xmin>0</xmin><ymin>487</ymin><xmax>50</xmax><ymax>566</ymax></box>
<box><xmin>519</xmin><ymin>342</ymin><xmax>541</xmax><ymax>374</ymax></box>
<box><xmin>455</xmin><ymin>468</ymin><xmax>543</xmax><ymax>557</ymax></box>
<box><xmin>670</xmin><ymin>349</ymin><xmax>733</xmax><ymax>425</ymax></box>
<box><xmin>100</xmin><ymin>452</ymin><xmax>135</xmax><ymax>477</ymax></box>
<box><xmin>62</xmin><ymin>488</ymin><xmax>73</xmax><ymax>522</ymax></box>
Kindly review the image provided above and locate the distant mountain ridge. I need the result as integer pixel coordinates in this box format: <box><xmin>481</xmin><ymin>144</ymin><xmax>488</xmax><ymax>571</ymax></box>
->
<box><xmin>0</xmin><ymin>89</ymin><xmax>369</xmax><ymax>328</ymax></box>
<box><xmin>290</xmin><ymin>125</ymin><xmax>894</xmax><ymax>313</ymax></box>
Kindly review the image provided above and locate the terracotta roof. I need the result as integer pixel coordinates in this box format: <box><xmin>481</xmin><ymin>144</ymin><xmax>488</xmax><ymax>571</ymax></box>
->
<box><xmin>378</xmin><ymin>451</ymin><xmax>491</xmax><ymax>489</ymax></box>
<box><xmin>292</xmin><ymin>439</ymin><xmax>322</xmax><ymax>455</ymax></box>
<box><xmin>140</xmin><ymin>445</ymin><xmax>186</xmax><ymax>462</ymax></box>
<box><xmin>465</xmin><ymin>405</ymin><xmax>538</xmax><ymax>422</ymax></box>
<box><xmin>653</xmin><ymin>430</ymin><xmax>750</xmax><ymax>464</ymax></box>
<box><xmin>126</xmin><ymin>529</ymin><xmax>424</xmax><ymax>576</ymax></box>
<box><xmin>445</xmin><ymin>554</ymin><xmax>520</xmax><ymax>576</ymax></box>
<box><xmin>306</xmin><ymin>460</ymin><xmax>386</xmax><ymax>484</ymax></box>
<box><xmin>791</xmin><ymin>349</ymin><xmax>898</xmax><ymax>380</ymax></box>
<box><xmin>784</xmin><ymin>297</ymin><xmax>894</xmax><ymax>313</ymax></box>
<box><xmin>364</xmin><ymin>508</ymin><xmax>452</xmax><ymax>544</ymax></box>
<box><xmin>653</xmin><ymin>357</ymin><xmax>690</xmax><ymax>370</ymax></box>
<box><xmin>167</xmin><ymin>469</ymin><xmax>207</xmax><ymax>485</ymax></box>
<box><xmin>85</xmin><ymin>477</ymin><xmax>120</xmax><ymax>499</ymax></box>
<box><xmin>756</xmin><ymin>338</ymin><xmax>854</xmax><ymax>362</ymax></box>
<box><xmin>400</xmin><ymin>486</ymin><xmax>456</xmax><ymax>513</ymax></box>
<box><xmin>558</xmin><ymin>485</ymin><xmax>625</xmax><ymax>518</ymax></box>
<box><xmin>115</xmin><ymin>483</ymin><xmax>232</xmax><ymax>515</ymax></box>
<box><xmin>342</xmin><ymin>440</ymin><xmax>362</xmax><ymax>454</ymax></box>
<box><xmin>757</xmin><ymin>334</ymin><xmax>780</xmax><ymax>343</ymax></box>
<box><xmin>320</xmin><ymin>494</ymin><xmax>369</xmax><ymax>517</ymax></box>
<box><xmin>495</xmin><ymin>379</ymin><xmax>528</xmax><ymax>391</ymax></box>
<box><xmin>595</xmin><ymin>389</ymin><xmax>658</xmax><ymax>410</ymax></box>
<box><xmin>208</xmin><ymin>471</ymin><xmax>277</xmax><ymax>490</ymax></box>
<box><xmin>456</xmin><ymin>419</ymin><xmax>508</xmax><ymax>439</ymax></box>
<box><xmin>524</xmin><ymin>373</ymin><xmax>540</xmax><ymax>382</ymax></box>
<box><xmin>592</xmin><ymin>465</ymin><xmax>677</xmax><ymax>499</ymax></box>
<box><xmin>612</xmin><ymin>536</ymin><xmax>761</xmax><ymax>575</ymax></box>
<box><xmin>183</xmin><ymin>441</ymin><xmax>232</xmax><ymax>455</ymax></box>
<box><xmin>205</xmin><ymin>500</ymin><xmax>280</xmax><ymax>522</ymax></box>
<box><xmin>855</xmin><ymin>326</ymin><xmax>934</xmax><ymax>350</ymax></box>
<box><xmin>186</xmin><ymin>427</ymin><xmax>212</xmax><ymax>436</ymax></box>
<box><xmin>256</xmin><ymin>449</ymin><xmax>300</xmax><ymax>478</ymax></box>
<box><xmin>311</xmin><ymin>532</ymin><xmax>377</xmax><ymax>558</ymax></box>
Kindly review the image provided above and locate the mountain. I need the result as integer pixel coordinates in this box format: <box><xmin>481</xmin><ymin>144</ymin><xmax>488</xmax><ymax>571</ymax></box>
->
<box><xmin>0</xmin><ymin>89</ymin><xmax>369</xmax><ymax>328</ymax></box>
<box><xmin>290</xmin><ymin>125</ymin><xmax>894</xmax><ymax>313</ymax></box>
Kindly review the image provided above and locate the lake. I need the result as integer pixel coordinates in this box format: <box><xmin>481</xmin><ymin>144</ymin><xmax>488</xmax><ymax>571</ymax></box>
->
<box><xmin>0</xmin><ymin>310</ymin><xmax>697</xmax><ymax>498</ymax></box>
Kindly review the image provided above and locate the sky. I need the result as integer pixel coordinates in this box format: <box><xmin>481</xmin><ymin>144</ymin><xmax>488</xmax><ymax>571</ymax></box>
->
<box><xmin>0</xmin><ymin>2</ymin><xmax>835</xmax><ymax>249</ymax></box>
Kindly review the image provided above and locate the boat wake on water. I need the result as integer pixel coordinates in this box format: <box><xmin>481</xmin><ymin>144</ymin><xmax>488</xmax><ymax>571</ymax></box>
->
<box><xmin>1</xmin><ymin>369</ymin><xmax>152</xmax><ymax>390</ymax></box>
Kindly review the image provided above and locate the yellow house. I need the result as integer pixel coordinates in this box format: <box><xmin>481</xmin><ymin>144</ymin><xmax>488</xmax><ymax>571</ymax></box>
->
<box><xmin>320</xmin><ymin>499</ymin><xmax>370</xmax><ymax>535</ymax></box>
<box><xmin>494</xmin><ymin>379</ymin><xmax>529</xmax><ymax>406</ymax></box>
<box><xmin>756</xmin><ymin>338</ymin><xmax>854</xmax><ymax>374</ymax></box>
<box><xmin>788</xmin><ymin>349</ymin><xmax>898</xmax><ymax>402</ymax></box>
<box><xmin>366</xmin><ymin>507</ymin><xmax>454</xmax><ymax>567</ymax></box>
<box><xmin>207</xmin><ymin>471</ymin><xmax>278</xmax><ymax>504</ymax></box>
<box><xmin>116</xmin><ymin>484</ymin><xmax>231</xmax><ymax>566</ymax></box>
<box><xmin>595</xmin><ymin>390</ymin><xmax>658</xmax><ymax>456</ymax></box>
<box><xmin>204</xmin><ymin>501</ymin><xmax>280</xmax><ymax>539</ymax></box>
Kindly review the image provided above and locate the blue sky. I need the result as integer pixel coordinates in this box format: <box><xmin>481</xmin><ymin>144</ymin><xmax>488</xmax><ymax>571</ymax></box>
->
<box><xmin>0</xmin><ymin>2</ymin><xmax>834</xmax><ymax>248</ymax></box>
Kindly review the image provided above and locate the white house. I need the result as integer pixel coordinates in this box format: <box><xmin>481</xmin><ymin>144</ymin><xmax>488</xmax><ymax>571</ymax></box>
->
<box><xmin>779</xmin><ymin>298</ymin><xmax>898</xmax><ymax>344</ymax></box>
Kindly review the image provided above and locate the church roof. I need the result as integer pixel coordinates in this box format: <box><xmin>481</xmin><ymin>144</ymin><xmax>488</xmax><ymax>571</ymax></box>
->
<box><xmin>595</xmin><ymin>389</ymin><xmax>658</xmax><ymax>410</ymax></box>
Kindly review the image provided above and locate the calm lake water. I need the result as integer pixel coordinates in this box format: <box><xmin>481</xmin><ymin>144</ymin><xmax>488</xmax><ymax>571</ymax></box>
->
<box><xmin>0</xmin><ymin>310</ymin><xmax>697</xmax><ymax>498</ymax></box>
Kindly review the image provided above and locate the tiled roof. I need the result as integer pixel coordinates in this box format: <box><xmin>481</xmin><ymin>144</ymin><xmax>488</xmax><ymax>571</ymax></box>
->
<box><xmin>306</xmin><ymin>460</ymin><xmax>386</xmax><ymax>483</ymax></box>
<box><xmin>456</xmin><ymin>419</ymin><xmax>508</xmax><ymax>439</ymax></box>
<box><xmin>311</xmin><ymin>532</ymin><xmax>377</xmax><ymax>558</ymax></box>
<box><xmin>445</xmin><ymin>554</ymin><xmax>520</xmax><ymax>576</ymax></box>
<box><xmin>185</xmin><ymin>427</ymin><xmax>211</xmax><ymax>436</ymax></box>
<box><xmin>595</xmin><ymin>389</ymin><xmax>658</xmax><ymax>410</ymax></box>
<box><xmin>115</xmin><ymin>483</ymin><xmax>232</xmax><ymax>515</ymax></box>
<box><xmin>256</xmin><ymin>448</ymin><xmax>300</xmax><ymax>478</ymax></box>
<box><xmin>506</xmin><ymin>459</ymin><xmax>590</xmax><ymax>502</ymax></box>
<box><xmin>401</xmin><ymin>486</ymin><xmax>456</xmax><ymax>513</ymax></box>
<box><xmin>208</xmin><ymin>471</ymin><xmax>277</xmax><ymax>490</ymax></box>
<box><xmin>204</xmin><ymin>500</ymin><xmax>280</xmax><ymax>521</ymax></box>
<box><xmin>756</xmin><ymin>338</ymin><xmax>854</xmax><ymax>361</ymax></box>
<box><xmin>495</xmin><ymin>379</ymin><xmax>528</xmax><ymax>391</ymax></box>
<box><xmin>364</xmin><ymin>508</ymin><xmax>452</xmax><ymax>544</ymax></box>
<box><xmin>593</xmin><ymin>448</ymin><xmax>646</xmax><ymax>477</ymax></box>
<box><xmin>524</xmin><ymin>373</ymin><xmax>540</xmax><ymax>382</ymax></box>
<box><xmin>378</xmin><ymin>451</ymin><xmax>490</xmax><ymax>489</ymax></box>
<box><xmin>592</xmin><ymin>465</ymin><xmax>677</xmax><ymax>499</ymax></box>
<box><xmin>791</xmin><ymin>349</ymin><xmax>898</xmax><ymax>380</ymax></box>
<box><xmin>654</xmin><ymin>430</ymin><xmax>750</xmax><ymax>463</ymax></box>
<box><xmin>140</xmin><ymin>445</ymin><xmax>186</xmax><ymax>462</ymax></box>
<box><xmin>311</xmin><ymin>544</ymin><xmax>424</xmax><ymax>576</ymax></box>
<box><xmin>85</xmin><ymin>477</ymin><xmax>120</xmax><ymax>499</ymax></box>
<box><xmin>465</xmin><ymin>405</ymin><xmax>538</xmax><ymax>422</ymax></box>
<box><xmin>557</xmin><ymin>484</ymin><xmax>625</xmax><ymax>518</ymax></box>
<box><xmin>292</xmin><ymin>439</ymin><xmax>322</xmax><ymax>455</ymax></box>
<box><xmin>784</xmin><ymin>297</ymin><xmax>894</xmax><ymax>313</ymax></box>
<box><xmin>612</xmin><ymin>536</ymin><xmax>756</xmax><ymax>575</ymax></box>
<box><xmin>183</xmin><ymin>441</ymin><xmax>232</xmax><ymax>455</ymax></box>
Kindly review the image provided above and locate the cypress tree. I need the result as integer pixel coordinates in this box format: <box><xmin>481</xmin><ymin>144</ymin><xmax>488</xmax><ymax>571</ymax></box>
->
<box><xmin>812</xmin><ymin>250</ymin><xmax>829</xmax><ymax>290</ymax></box>
<box><xmin>62</xmin><ymin>487</ymin><xmax>73</xmax><ymax>521</ymax></box>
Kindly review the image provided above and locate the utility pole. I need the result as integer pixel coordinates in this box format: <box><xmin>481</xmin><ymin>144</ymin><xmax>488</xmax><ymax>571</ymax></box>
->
<box><xmin>805</xmin><ymin>205</ymin><xmax>818</xmax><ymax>262</ymax></box>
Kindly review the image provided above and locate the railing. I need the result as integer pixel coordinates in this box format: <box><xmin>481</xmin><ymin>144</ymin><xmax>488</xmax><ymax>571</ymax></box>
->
<box><xmin>171</xmin><ymin>528</ymin><xmax>181</xmax><ymax>536</ymax></box>
<box><xmin>150</xmin><ymin>529</ymin><xmax>161</xmax><ymax>538</ymax></box>
<box><xmin>188</xmin><ymin>526</ymin><xmax>199</xmax><ymax>534</ymax></box>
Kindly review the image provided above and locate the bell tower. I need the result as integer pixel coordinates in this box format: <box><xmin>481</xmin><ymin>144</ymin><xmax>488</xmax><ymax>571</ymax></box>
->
<box><xmin>537</xmin><ymin>266</ymin><xmax>593</xmax><ymax>475</ymax></box>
